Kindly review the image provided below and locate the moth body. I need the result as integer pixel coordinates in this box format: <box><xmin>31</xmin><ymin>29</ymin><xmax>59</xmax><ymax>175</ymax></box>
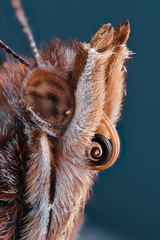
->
<box><xmin>0</xmin><ymin>1</ymin><xmax>131</xmax><ymax>239</ymax></box>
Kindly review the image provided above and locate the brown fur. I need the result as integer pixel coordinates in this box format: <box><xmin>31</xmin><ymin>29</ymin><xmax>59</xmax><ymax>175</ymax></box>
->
<box><xmin>0</xmin><ymin>19</ymin><xmax>131</xmax><ymax>240</ymax></box>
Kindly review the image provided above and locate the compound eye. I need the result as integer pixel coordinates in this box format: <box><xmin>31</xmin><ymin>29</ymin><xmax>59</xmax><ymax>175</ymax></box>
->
<box><xmin>89</xmin><ymin>133</ymin><xmax>111</xmax><ymax>167</ymax></box>
<box><xmin>22</xmin><ymin>68</ymin><xmax>75</xmax><ymax>127</ymax></box>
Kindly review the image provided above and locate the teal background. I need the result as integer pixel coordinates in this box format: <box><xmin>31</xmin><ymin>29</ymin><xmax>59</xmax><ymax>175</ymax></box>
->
<box><xmin>0</xmin><ymin>1</ymin><xmax>160</xmax><ymax>239</ymax></box>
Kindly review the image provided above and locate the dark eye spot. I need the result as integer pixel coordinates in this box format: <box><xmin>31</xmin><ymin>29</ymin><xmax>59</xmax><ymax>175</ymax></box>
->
<box><xmin>45</xmin><ymin>79</ymin><xmax>65</xmax><ymax>92</ymax></box>
<box><xmin>51</xmin><ymin>107</ymin><xmax>59</xmax><ymax>117</ymax></box>
<box><xmin>33</xmin><ymin>81</ymin><xmax>41</xmax><ymax>88</ymax></box>
<box><xmin>29</xmin><ymin>91</ymin><xmax>42</xmax><ymax>100</ymax></box>
<box><xmin>47</xmin><ymin>94</ymin><xmax>59</xmax><ymax>103</ymax></box>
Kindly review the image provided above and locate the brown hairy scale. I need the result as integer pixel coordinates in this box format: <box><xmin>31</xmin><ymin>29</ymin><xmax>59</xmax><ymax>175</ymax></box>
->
<box><xmin>0</xmin><ymin>0</ymin><xmax>131</xmax><ymax>239</ymax></box>
<box><xmin>90</xmin><ymin>23</ymin><xmax>114</xmax><ymax>52</ymax></box>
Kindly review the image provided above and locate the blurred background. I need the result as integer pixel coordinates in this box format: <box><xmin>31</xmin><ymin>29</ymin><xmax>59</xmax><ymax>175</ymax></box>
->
<box><xmin>0</xmin><ymin>0</ymin><xmax>160</xmax><ymax>239</ymax></box>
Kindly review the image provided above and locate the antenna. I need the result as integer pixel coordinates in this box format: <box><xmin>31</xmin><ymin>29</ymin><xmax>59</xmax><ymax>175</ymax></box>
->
<box><xmin>11</xmin><ymin>0</ymin><xmax>40</xmax><ymax>62</ymax></box>
<box><xmin>0</xmin><ymin>40</ymin><xmax>29</xmax><ymax>67</ymax></box>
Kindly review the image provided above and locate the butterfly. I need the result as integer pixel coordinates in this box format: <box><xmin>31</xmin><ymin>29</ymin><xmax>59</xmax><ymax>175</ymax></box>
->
<box><xmin>0</xmin><ymin>0</ymin><xmax>131</xmax><ymax>239</ymax></box>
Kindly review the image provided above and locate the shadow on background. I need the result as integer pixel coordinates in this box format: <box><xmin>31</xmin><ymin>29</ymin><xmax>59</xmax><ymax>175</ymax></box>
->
<box><xmin>0</xmin><ymin>0</ymin><xmax>160</xmax><ymax>239</ymax></box>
